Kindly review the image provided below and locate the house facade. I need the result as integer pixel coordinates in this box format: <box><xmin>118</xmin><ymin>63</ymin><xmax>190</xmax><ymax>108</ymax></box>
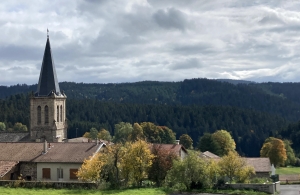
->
<box><xmin>0</xmin><ymin>142</ymin><xmax>105</xmax><ymax>181</ymax></box>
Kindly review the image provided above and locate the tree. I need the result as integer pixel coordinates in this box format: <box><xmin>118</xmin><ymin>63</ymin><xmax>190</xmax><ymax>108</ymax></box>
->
<box><xmin>197</xmin><ymin>133</ymin><xmax>221</xmax><ymax>155</ymax></box>
<box><xmin>212</xmin><ymin>130</ymin><xmax>236</xmax><ymax>156</ymax></box>
<box><xmin>121</xmin><ymin>140</ymin><xmax>154</xmax><ymax>187</ymax></box>
<box><xmin>130</xmin><ymin>123</ymin><xmax>145</xmax><ymax>142</ymax></box>
<box><xmin>98</xmin><ymin>128</ymin><xmax>112</xmax><ymax>141</ymax></box>
<box><xmin>260</xmin><ymin>137</ymin><xmax>287</xmax><ymax>167</ymax></box>
<box><xmin>218</xmin><ymin>151</ymin><xmax>255</xmax><ymax>183</ymax></box>
<box><xmin>114</xmin><ymin>122</ymin><xmax>133</xmax><ymax>143</ymax></box>
<box><xmin>77</xmin><ymin>153</ymin><xmax>106</xmax><ymax>182</ymax></box>
<box><xmin>89</xmin><ymin>127</ymin><xmax>98</xmax><ymax>140</ymax></box>
<box><xmin>83</xmin><ymin>132</ymin><xmax>90</xmax><ymax>138</ymax></box>
<box><xmin>148</xmin><ymin>144</ymin><xmax>178</xmax><ymax>186</ymax></box>
<box><xmin>140</xmin><ymin>122</ymin><xmax>176</xmax><ymax>144</ymax></box>
<box><xmin>165</xmin><ymin>151</ymin><xmax>214</xmax><ymax>190</ymax></box>
<box><xmin>13</xmin><ymin>122</ymin><xmax>27</xmax><ymax>131</ymax></box>
<box><xmin>179</xmin><ymin>134</ymin><xmax>193</xmax><ymax>149</ymax></box>
<box><xmin>284</xmin><ymin>140</ymin><xmax>296</xmax><ymax>166</ymax></box>
<box><xmin>0</xmin><ymin>122</ymin><xmax>6</xmax><ymax>131</ymax></box>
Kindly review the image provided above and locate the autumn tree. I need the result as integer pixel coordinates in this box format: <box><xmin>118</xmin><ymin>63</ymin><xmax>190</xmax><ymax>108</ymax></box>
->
<box><xmin>0</xmin><ymin>122</ymin><xmax>5</xmax><ymax>131</ymax></box>
<box><xmin>121</xmin><ymin>140</ymin><xmax>154</xmax><ymax>187</ymax></box>
<box><xmin>197</xmin><ymin>133</ymin><xmax>221</xmax><ymax>155</ymax></box>
<box><xmin>218</xmin><ymin>151</ymin><xmax>255</xmax><ymax>183</ymax></box>
<box><xmin>77</xmin><ymin>153</ymin><xmax>106</xmax><ymax>182</ymax></box>
<box><xmin>212</xmin><ymin>130</ymin><xmax>235</xmax><ymax>156</ymax></box>
<box><xmin>260</xmin><ymin>137</ymin><xmax>287</xmax><ymax>167</ymax></box>
<box><xmin>83</xmin><ymin>132</ymin><xmax>90</xmax><ymax>138</ymax></box>
<box><xmin>148</xmin><ymin>144</ymin><xmax>178</xmax><ymax>186</ymax></box>
<box><xmin>179</xmin><ymin>134</ymin><xmax>193</xmax><ymax>149</ymax></box>
<box><xmin>98</xmin><ymin>128</ymin><xmax>112</xmax><ymax>141</ymax></box>
<box><xmin>140</xmin><ymin>122</ymin><xmax>176</xmax><ymax>144</ymax></box>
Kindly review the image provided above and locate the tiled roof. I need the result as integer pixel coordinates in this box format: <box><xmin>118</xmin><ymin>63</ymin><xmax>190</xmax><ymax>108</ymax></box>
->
<box><xmin>199</xmin><ymin>151</ymin><xmax>271</xmax><ymax>173</ymax></box>
<box><xmin>0</xmin><ymin>142</ymin><xmax>103</xmax><ymax>163</ymax></box>
<box><xmin>244</xmin><ymin>158</ymin><xmax>271</xmax><ymax>173</ymax></box>
<box><xmin>201</xmin><ymin>151</ymin><xmax>220</xmax><ymax>159</ymax></box>
<box><xmin>35</xmin><ymin>37</ymin><xmax>61</xmax><ymax>97</ymax></box>
<box><xmin>0</xmin><ymin>161</ymin><xmax>18</xmax><ymax>177</ymax></box>
<box><xmin>0</xmin><ymin>133</ymin><xmax>30</xmax><ymax>142</ymax></box>
<box><xmin>67</xmin><ymin>137</ymin><xmax>113</xmax><ymax>145</ymax></box>
<box><xmin>150</xmin><ymin>143</ymin><xmax>187</xmax><ymax>155</ymax></box>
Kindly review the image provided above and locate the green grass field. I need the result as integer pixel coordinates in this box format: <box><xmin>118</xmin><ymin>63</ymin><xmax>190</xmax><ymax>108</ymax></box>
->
<box><xmin>276</xmin><ymin>167</ymin><xmax>300</xmax><ymax>175</ymax></box>
<box><xmin>0</xmin><ymin>187</ymin><xmax>270</xmax><ymax>195</ymax></box>
<box><xmin>0</xmin><ymin>187</ymin><xmax>167</xmax><ymax>195</ymax></box>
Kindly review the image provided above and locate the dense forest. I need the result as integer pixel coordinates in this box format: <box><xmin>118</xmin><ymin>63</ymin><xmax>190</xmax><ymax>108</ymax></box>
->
<box><xmin>1</xmin><ymin>78</ymin><xmax>300</xmax><ymax>156</ymax></box>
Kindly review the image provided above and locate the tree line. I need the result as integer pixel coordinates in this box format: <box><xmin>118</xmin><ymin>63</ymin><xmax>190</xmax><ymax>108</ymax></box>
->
<box><xmin>0</xmin><ymin>93</ymin><xmax>292</xmax><ymax>157</ymax></box>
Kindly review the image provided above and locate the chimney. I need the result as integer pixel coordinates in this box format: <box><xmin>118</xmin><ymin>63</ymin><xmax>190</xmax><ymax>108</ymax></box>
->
<box><xmin>176</xmin><ymin>140</ymin><xmax>180</xmax><ymax>145</ymax></box>
<box><xmin>43</xmin><ymin>140</ymin><xmax>48</xmax><ymax>153</ymax></box>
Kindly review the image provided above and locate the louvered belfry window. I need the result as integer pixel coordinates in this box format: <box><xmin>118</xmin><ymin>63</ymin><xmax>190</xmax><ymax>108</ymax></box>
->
<box><xmin>37</xmin><ymin>106</ymin><xmax>41</xmax><ymax>124</ymax></box>
<box><xmin>60</xmin><ymin>105</ymin><xmax>63</xmax><ymax>122</ymax></box>
<box><xmin>57</xmin><ymin>106</ymin><xmax>59</xmax><ymax>122</ymax></box>
<box><xmin>45</xmin><ymin>105</ymin><xmax>49</xmax><ymax>124</ymax></box>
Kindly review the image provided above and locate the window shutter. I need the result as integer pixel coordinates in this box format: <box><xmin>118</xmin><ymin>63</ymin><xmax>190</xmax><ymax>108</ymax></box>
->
<box><xmin>42</xmin><ymin>168</ymin><xmax>51</xmax><ymax>179</ymax></box>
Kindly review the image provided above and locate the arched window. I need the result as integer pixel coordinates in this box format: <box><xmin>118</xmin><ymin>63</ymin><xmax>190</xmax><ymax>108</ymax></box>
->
<box><xmin>45</xmin><ymin>106</ymin><xmax>49</xmax><ymax>124</ymax></box>
<box><xmin>60</xmin><ymin>105</ymin><xmax>63</xmax><ymax>122</ymax></box>
<box><xmin>57</xmin><ymin>106</ymin><xmax>59</xmax><ymax>122</ymax></box>
<box><xmin>37</xmin><ymin>106</ymin><xmax>41</xmax><ymax>124</ymax></box>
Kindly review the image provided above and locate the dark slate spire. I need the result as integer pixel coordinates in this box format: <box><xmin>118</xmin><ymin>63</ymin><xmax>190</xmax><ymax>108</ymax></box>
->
<box><xmin>35</xmin><ymin>35</ymin><xmax>61</xmax><ymax>97</ymax></box>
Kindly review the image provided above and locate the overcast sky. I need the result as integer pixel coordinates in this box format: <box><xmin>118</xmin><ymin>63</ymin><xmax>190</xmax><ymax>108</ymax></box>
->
<box><xmin>1</xmin><ymin>0</ymin><xmax>300</xmax><ymax>86</ymax></box>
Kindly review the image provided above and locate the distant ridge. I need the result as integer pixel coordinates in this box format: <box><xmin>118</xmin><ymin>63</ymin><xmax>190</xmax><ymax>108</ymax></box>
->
<box><xmin>215</xmin><ymin>79</ymin><xmax>256</xmax><ymax>85</ymax></box>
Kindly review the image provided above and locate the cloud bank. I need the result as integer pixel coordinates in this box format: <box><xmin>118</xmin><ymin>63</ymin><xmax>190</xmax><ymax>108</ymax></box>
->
<box><xmin>1</xmin><ymin>0</ymin><xmax>300</xmax><ymax>85</ymax></box>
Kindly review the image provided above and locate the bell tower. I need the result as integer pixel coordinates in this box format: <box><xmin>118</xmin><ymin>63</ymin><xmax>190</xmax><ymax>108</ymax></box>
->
<box><xmin>30</xmin><ymin>32</ymin><xmax>67</xmax><ymax>142</ymax></box>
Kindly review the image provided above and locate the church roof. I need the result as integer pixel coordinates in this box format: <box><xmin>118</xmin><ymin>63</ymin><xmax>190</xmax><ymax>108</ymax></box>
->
<box><xmin>35</xmin><ymin>37</ymin><xmax>61</xmax><ymax>97</ymax></box>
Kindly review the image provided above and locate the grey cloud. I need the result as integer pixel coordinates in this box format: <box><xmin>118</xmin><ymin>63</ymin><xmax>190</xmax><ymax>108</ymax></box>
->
<box><xmin>153</xmin><ymin>8</ymin><xmax>188</xmax><ymax>31</ymax></box>
<box><xmin>0</xmin><ymin>45</ymin><xmax>41</xmax><ymax>61</ymax></box>
<box><xmin>169</xmin><ymin>58</ymin><xmax>202</xmax><ymax>70</ymax></box>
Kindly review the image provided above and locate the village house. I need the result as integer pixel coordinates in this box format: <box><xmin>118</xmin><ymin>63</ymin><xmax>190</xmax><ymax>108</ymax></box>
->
<box><xmin>150</xmin><ymin>143</ymin><xmax>188</xmax><ymax>160</ymax></box>
<box><xmin>0</xmin><ymin>141</ymin><xmax>105</xmax><ymax>181</ymax></box>
<box><xmin>200</xmin><ymin>151</ymin><xmax>271</xmax><ymax>177</ymax></box>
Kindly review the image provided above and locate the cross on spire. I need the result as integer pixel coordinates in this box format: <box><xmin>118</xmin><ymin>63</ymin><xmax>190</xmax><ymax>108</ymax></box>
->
<box><xmin>47</xmin><ymin>28</ymin><xmax>49</xmax><ymax>38</ymax></box>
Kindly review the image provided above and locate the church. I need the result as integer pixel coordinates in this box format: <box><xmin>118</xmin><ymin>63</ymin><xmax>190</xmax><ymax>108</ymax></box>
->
<box><xmin>0</xmin><ymin>34</ymin><xmax>105</xmax><ymax>181</ymax></box>
<box><xmin>30</xmin><ymin>33</ymin><xmax>67</xmax><ymax>143</ymax></box>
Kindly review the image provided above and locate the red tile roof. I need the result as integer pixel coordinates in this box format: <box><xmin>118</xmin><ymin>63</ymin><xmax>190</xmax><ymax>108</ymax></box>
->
<box><xmin>243</xmin><ymin>158</ymin><xmax>271</xmax><ymax>173</ymax></box>
<box><xmin>0</xmin><ymin>142</ymin><xmax>103</xmax><ymax>163</ymax></box>
<box><xmin>150</xmin><ymin>143</ymin><xmax>187</xmax><ymax>156</ymax></box>
<box><xmin>0</xmin><ymin>161</ymin><xmax>18</xmax><ymax>177</ymax></box>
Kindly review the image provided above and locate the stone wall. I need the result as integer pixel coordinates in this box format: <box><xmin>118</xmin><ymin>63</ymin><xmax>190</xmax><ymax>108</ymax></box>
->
<box><xmin>20</xmin><ymin>162</ymin><xmax>37</xmax><ymax>181</ymax></box>
<box><xmin>226</xmin><ymin>183</ymin><xmax>279</xmax><ymax>194</ymax></box>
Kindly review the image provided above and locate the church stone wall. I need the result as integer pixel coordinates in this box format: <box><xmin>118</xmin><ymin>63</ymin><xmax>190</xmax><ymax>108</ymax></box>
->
<box><xmin>30</xmin><ymin>95</ymin><xmax>67</xmax><ymax>142</ymax></box>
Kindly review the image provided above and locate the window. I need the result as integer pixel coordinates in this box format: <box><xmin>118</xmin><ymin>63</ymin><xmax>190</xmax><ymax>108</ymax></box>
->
<box><xmin>69</xmin><ymin>169</ymin><xmax>78</xmax><ymax>180</ymax></box>
<box><xmin>57</xmin><ymin>106</ymin><xmax>59</xmax><ymax>122</ymax></box>
<box><xmin>42</xmin><ymin>168</ymin><xmax>51</xmax><ymax>179</ymax></box>
<box><xmin>60</xmin><ymin>105</ymin><xmax>63</xmax><ymax>122</ymax></box>
<box><xmin>37</xmin><ymin>106</ymin><xmax>41</xmax><ymax>124</ymax></box>
<box><xmin>45</xmin><ymin>106</ymin><xmax>49</xmax><ymax>124</ymax></box>
<box><xmin>57</xmin><ymin>168</ymin><xmax>63</xmax><ymax>179</ymax></box>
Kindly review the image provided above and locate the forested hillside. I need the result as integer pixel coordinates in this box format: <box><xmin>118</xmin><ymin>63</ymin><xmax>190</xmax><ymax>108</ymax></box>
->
<box><xmin>1</xmin><ymin>78</ymin><xmax>300</xmax><ymax>156</ymax></box>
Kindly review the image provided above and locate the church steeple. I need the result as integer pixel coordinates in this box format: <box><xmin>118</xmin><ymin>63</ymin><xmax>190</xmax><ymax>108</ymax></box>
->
<box><xmin>35</xmin><ymin>34</ymin><xmax>61</xmax><ymax>97</ymax></box>
<box><xmin>30</xmin><ymin>32</ymin><xmax>67</xmax><ymax>142</ymax></box>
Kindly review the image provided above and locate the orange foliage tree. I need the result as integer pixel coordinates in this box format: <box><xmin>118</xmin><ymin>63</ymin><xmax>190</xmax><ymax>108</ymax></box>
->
<box><xmin>260</xmin><ymin>137</ymin><xmax>287</xmax><ymax>167</ymax></box>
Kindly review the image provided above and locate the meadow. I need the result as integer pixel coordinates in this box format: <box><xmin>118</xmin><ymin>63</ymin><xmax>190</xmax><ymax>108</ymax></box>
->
<box><xmin>0</xmin><ymin>187</ymin><xmax>270</xmax><ymax>195</ymax></box>
<box><xmin>276</xmin><ymin>167</ymin><xmax>300</xmax><ymax>175</ymax></box>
